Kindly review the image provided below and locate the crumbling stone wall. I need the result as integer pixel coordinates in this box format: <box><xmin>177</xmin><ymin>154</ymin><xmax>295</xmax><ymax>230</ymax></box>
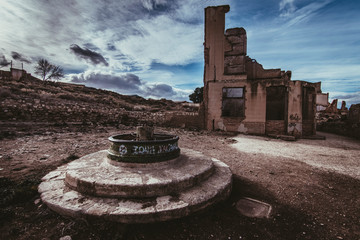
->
<box><xmin>203</xmin><ymin>5</ymin><xmax>323</xmax><ymax>137</ymax></box>
<box><xmin>265</xmin><ymin>120</ymin><xmax>286</xmax><ymax>135</ymax></box>
<box><xmin>224</xmin><ymin>28</ymin><xmax>246</xmax><ymax>75</ymax></box>
<box><xmin>0</xmin><ymin>70</ymin><xmax>12</xmax><ymax>80</ymax></box>
<box><xmin>163</xmin><ymin>112</ymin><xmax>203</xmax><ymax>130</ymax></box>
<box><xmin>317</xmin><ymin>103</ymin><xmax>360</xmax><ymax>139</ymax></box>
<box><xmin>349</xmin><ymin>104</ymin><xmax>360</xmax><ymax>123</ymax></box>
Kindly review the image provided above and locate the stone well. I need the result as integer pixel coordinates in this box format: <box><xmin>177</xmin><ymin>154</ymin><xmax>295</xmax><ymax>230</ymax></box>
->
<box><xmin>39</xmin><ymin>128</ymin><xmax>232</xmax><ymax>223</ymax></box>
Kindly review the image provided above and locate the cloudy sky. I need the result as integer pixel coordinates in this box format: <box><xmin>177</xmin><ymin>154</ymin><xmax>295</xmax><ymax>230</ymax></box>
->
<box><xmin>0</xmin><ymin>0</ymin><xmax>359</xmax><ymax>106</ymax></box>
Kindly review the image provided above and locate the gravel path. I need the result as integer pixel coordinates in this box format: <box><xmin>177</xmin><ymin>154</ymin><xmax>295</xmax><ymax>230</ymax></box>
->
<box><xmin>230</xmin><ymin>132</ymin><xmax>360</xmax><ymax>180</ymax></box>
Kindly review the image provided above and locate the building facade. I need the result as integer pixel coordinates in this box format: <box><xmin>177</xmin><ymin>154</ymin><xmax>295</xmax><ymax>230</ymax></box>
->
<box><xmin>203</xmin><ymin>5</ymin><xmax>323</xmax><ymax>137</ymax></box>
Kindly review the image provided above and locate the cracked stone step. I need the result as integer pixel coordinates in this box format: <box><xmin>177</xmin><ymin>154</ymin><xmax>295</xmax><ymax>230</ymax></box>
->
<box><xmin>64</xmin><ymin>149</ymin><xmax>215</xmax><ymax>198</ymax></box>
<box><xmin>39</xmin><ymin>149</ymin><xmax>232</xmax><ymax>223</ymax></box>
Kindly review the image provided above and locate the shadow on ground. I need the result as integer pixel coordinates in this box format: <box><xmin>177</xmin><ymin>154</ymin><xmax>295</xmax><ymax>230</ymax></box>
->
<box><xmin>0</xmin><ymin>174</ymin><xmax>330</xmax><ymax>240</ymax></box>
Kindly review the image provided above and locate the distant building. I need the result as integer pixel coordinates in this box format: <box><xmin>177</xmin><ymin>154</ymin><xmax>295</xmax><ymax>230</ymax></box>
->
<box><xmin>0</xmin><ymin>62</ymin><xmax>35</xmax><ymax>81</ymax></box>
<box><xmin>203</xmin><ymin>5</ymin><xmax>326</xmax><ymax>137</ymax></box>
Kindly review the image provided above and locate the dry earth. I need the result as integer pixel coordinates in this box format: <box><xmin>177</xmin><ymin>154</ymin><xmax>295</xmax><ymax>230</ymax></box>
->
<box><xmin>0</xmin><ymin>125</ymin><xmax>359</xmax><ymax>240</ymax></box>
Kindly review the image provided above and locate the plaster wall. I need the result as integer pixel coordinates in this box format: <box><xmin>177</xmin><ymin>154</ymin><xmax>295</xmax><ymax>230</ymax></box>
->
<box><xmin>287</xmin><ymin>81</ymin><xmax>303</xmax><ymax>137</ymax></box>
<box><xmin>204</xmin><ymin>5</ymin><xmax>229</xmax><ymax>82</ymax></box>
<box><xmin>11</xmin><ymin>68</ymin><xmax>24</xmax><ymax>80</ymax></box>
<box><xmin>206</xmin><ymin>80</ymin><xmax>266</xmax><ymax>134</ymax></box>
<box><xmin>203</xmin><ymin>5</ymin><xmax>323</xmax><ymax>137</ymax></box>
<box><xmin>316</xmin><ymin>93</ymin><xmax>329</xmax><ymax>106</ymax></box>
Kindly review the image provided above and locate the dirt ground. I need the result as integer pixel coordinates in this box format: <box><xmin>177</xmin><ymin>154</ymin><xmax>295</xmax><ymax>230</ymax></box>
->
<box><xmin>0</xmin><ymin>124</ymin><xmax>359</xmax><ymax>240</ymax></box>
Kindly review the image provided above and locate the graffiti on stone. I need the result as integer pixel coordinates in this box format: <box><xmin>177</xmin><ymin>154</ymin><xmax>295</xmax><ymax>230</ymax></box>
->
<box><xmin>118</xmin><ymin>143</ymin><xmax>179</xmax><ymax>156</ymax></box>
<box><xmin>290</xmin><ymin>113</ymin><xmax>300</xmax><ymax>121</ymax></box>
<box><xmin>158</xmin><ymin>143</ymin><xmax>178</xmax><ymax>154</ymax></box>
<box><xmin>133</xmin><ymin>145</ymin><xmax>156</xmax><ymax>155</ymax></box>
<box><xmin>118</xmin><ymin>145</ymin><xmax>128</xmax><ymax>156</ymax></box>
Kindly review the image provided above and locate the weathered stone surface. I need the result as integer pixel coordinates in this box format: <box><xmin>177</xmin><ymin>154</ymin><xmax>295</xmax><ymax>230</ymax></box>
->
<box><xmin>224</xmin><ymin>39</ymin><xmax>232</xmax><ymax>52</ymax></box>
<box><xmin>224</xmin><ymin>55</ymin><xmax>245</xmax><ymax>66</ymax></box>
<box><xmin>226</xmin><ymin>36</ymin><xmax>243</xmax><ymax>44</ymax></box>
<box><xmin>232</xmin><ymin>44</ymin><xmax>246</xmax><ymax>54</ymax></box>
<box><xmin>224</xmin><ymin>44</ymin><xmax>245</xmax><ymax>56</ymax></box>
<box><xmin>225</xmin><ymin>27</ymin><xmax>246</xmax><ymax>36</ymax></box>
<box><xmin>224</xmin><ymin>65</ymin><xmax>245</xmax><ymax>75</ymax></box>
<box><xmin>349</xmin><ymin>104</ymin><xmax>360</xmax><ymax>123</ymax></box>
<box><xmin>64</xmin><ymin>149</ymin><xmax>214</xmax><ymax>198</ymax></box>
<box><xmin>236</xmin><ymin>198</ymin><xmax>272</xmax><ymax>218</ymax></box>
<box><xmin>59</xmin><ymin>236</ymin><xmax>72</xmax><ymax>240</ymax></box>
<box><xmin>39</xmin><ymin>149</ymin><xmax>232</xmax><ymax>223</ymax></box>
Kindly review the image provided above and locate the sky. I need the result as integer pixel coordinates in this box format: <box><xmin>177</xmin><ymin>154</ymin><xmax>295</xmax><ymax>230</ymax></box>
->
<box><xmin>0</xmin><ymin>0</ymin><xmax>359</xmax><ymax>106</ymax></box>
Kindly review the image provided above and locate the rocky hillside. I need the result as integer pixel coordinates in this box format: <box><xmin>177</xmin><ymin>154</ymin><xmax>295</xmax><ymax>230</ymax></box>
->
<box><xmin>0</xmin><ymin>77</ymin><xmax>200</xmax><ymax>137</ymax></box>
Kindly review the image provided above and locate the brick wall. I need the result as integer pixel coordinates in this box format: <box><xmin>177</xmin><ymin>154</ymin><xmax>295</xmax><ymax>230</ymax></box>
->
<box><xmin>265</xmin><ymin>120</ymin><xmax>285</xmax><ymax>135</ymax></box>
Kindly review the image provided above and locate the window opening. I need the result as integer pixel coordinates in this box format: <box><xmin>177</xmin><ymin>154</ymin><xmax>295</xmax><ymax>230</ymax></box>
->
<box><xmin>266</xmin><ymin>86</ymin><xmax>286</xmax><ymax>120</ymax></box>
<box><xmin>222</xmin><ymin>87</ymin><xmax>245</xmax><ymax>117</ymax></box>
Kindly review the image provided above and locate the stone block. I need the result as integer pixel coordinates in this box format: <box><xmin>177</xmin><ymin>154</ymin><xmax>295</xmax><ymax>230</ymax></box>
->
<box><xmin>265</xmin><ymin>120</ymin><xmax>285</xmax><ymax>135</ymax></box>
<box><xmin>226</xmin><ymin>36</ymin><xmax>242</xmax><ymax>44</ymax></box>
<box><xmin>224</xmin><ymin>39</ymin><xmax>232</xmax><ymax>52</ymax></box>
<box><xmin>232</xmin><ymin>44</ymin><xmax>245</xmax><ymax>55</ymax></box>
<box><xmin>224</xmin><ymin>55</ymin><xmax>245</xmax><ymax>66</ymax></box>
<box><xmin>236</xmin><ymin>198</ymin><xmax>272</xmax><ymax>218</ymax></box>
<box><xmin>39</xmin><ymin>149</ymin><xmax>232</xmax><ymax>223</ymax></box>
<box><xmin>225</xmin><ymin>27</ymin><xmax>246</xmax><ymax>36</ymax></box>
<box><xmin>224</xmin><ymin>44</ymin><xmax>245</xmax><ymax>56</ymax></box>
<box><xmin>224</xmin><ymin>65</ymin><xmax>245</xmax><ymax>75</ymax></box>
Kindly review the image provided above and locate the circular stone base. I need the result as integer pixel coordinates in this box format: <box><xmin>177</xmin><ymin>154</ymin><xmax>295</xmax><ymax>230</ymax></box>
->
<box><xmin>38</xmin><ymin>149</ymin><xmax>232</xmax><ymax>223</ymax></box>
<box><xmin>65</xmin><ymin>149</ymin><xmax>215</xmax><ymax>198</ymax></box>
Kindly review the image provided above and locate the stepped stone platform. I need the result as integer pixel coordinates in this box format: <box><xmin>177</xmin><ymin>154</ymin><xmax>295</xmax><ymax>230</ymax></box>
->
<box><xmin>39</xmin><ymin>131</ymin><xmax>232</xmax><ymax>223</ymax></box>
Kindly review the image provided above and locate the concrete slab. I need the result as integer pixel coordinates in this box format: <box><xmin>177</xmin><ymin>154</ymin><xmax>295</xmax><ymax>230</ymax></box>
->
<box><xmin>236</xmin><ymin>198</ymin><xmax>272</xmax><ymax>218</ymax></box>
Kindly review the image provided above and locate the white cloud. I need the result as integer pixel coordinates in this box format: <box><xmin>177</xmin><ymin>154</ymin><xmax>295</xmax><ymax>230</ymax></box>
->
<box><xmin>328</xmin><ymin>91</ymin><xmax>360</xmax><ymax>107</ymax></box>
<box><xmin>115</xmin><ymin>15</ymin><xmax>203</xmax><ymax>67</ymax></box>
<box><xmin>0</xmin><ymin>0</ymin><xmax>359</xmax><ymax>103</ymax></box>
<box><xmin>141</xmin><ymin>0</ymin><xmax>168</xmax><ymax>11</ymax></box>
<box><xmin>281</xmin><ymin>0</ymin><xmax>334</xmax><ymax>27</ymax></box>
<box><xmin>66</xmin><ymin>70</ymin><xmax>191</xmax><ymax>101</ymax></box>
<box><xmin>279</xmin><ymin>0</ymin><xmax>296</xmax><ymax>17</ymax></box>
<box><xmin>293</xmin><ymin>65</ymin><xmax>360</xmax><ymax>83</ymax></box>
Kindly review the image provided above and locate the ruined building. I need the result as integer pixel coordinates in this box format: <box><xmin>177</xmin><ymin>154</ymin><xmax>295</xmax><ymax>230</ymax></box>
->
<box><xmin>203</xmin><ymin>5</ymin><xmax>324</xmax><ymax>137</ymax></box>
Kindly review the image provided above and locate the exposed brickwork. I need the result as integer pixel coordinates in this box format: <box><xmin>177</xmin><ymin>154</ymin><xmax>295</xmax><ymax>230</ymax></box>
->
<box><xmin>204</xmin><ymin>5</ymin><xmax>323</xmax><ymax>137</ymax></box>
<box><xmin>302</xmin><ymin>121</ymin><xmax>315</xmax><ymax>136</ymax></box>
<box><xmin>265</xmin><ymin>120</ymin><xmax>285</xmax><ymax>135</ymax></box>
<box><xmin>224</xmin><ymin>28</ymin><xmax>246</xmax><ymax>75</ymax></box>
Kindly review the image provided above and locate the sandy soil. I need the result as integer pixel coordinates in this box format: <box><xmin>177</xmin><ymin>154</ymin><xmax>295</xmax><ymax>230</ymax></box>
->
<box><xmin>0</xmin><ymin>125</ymin><xmax>359</xmax><ymax>240</ymax></box>
<box><xmin>230</xmin><ymin>134</ymin><xmax>360</xmax><ymax>179</ymax></box>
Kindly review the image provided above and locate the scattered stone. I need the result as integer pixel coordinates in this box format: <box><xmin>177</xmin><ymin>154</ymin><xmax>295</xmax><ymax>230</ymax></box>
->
<box><xmin>236</xmin><ymin>198</ymin><xmax>272</xmax><ymax>218</ymax></box>
<box><xmin>267</xmin><ymin>134</ymin><xmax>296</xmax><ymax>141</ymax></box>
<box><xmin>59</xmin><ymin>236</ymin><xmax>72</xmax><ymax>240</ymax></box>
<box><xmin>279</xmin><ymin>135</ymin><xmax>296</xmax><ymax>141</ymax></box>
<box><xmin>40</xmin><ymin>154</ymin><xmax>50</xmax><ymax>160</ymax></box>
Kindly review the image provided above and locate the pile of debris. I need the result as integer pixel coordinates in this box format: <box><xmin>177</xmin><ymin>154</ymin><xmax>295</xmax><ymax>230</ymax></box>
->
<box><xmin>317</xmin><ymin>99</ymin><xmax>360</xmax><ymax>139</ymax></box>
